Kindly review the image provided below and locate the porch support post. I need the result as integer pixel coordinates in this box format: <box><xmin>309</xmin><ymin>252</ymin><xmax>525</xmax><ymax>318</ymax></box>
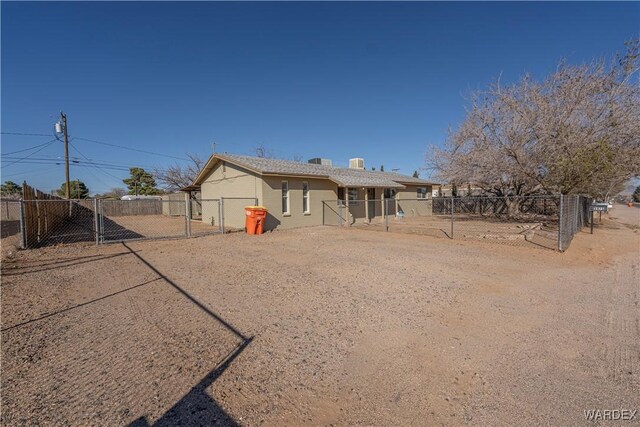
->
<box><xmin>381</xmin><ymin>191</ymin><xmax>385</xmax><ymax>221</ymax></box>
<box><xmin>345</xmin><ymin>187</ymin><xmax>350</xmax><ymax>227</ymax></box>
<box><xmin>364</xmin><ymin>187</ymin><xmax>369</xmax><ymax>223</ymax></box>
<box><xmin>395</xmin><ymin>190</ymin><xmax>399</xmax><ymax>213</ymax></box>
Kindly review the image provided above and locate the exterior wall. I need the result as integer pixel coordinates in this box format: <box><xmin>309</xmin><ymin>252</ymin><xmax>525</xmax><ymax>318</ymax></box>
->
<box><xmin>199</xmin><ymin>162</ymin><xmax>262</xmax><ymax>229</ymax></box>
<box><xmin>261</xmin><ymin>176</ymin><xmax>338</xmax><ymax>230</ymax></box>
<box><xmin>396</xmin><ymin>184</ymin><xmax>434</xmax><ymax>217</ymax></box>
<box><xmin>197</xmin><ymin>162</ymin><xmax>435</xmax><ymax>230</ymax></box>
<box><xmin>161</xmin><ymin>192</ymin><xmax>186</xmax><ymax>216</ymax></box>
<box><xmin>345</xmin><ymin>188</ymin><xmax>385</xmax><ymax>224</ymax></box>
<box><xmin>396</xmin><ymin>184</ymin><xmax>433</xmax><ymax>200</ymax></box>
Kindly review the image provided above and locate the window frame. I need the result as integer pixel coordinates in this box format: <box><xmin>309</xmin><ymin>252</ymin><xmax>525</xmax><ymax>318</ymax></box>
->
<box><xmin>302</xmin><ymin>181</ymin><xmax>310</xmax><ymax>214</ymax></box>
<box><xmin>417</xmin><ymin>187</ymin><xmax>427</xmax><ymax>199</ymax></box>
<box><xmin>348</xmin><ymin>188</ymin><xmax>358</xmax><ymax>204</ymax></box>
<box><xmin>384</xmin><ymin>188</ymin><xmax>396</xmax><ymax>199</ymax></box>
<box><xmin>281</xmin><ymin>180</ymin><xmax>290</xmax><ymax>215</ymax></box>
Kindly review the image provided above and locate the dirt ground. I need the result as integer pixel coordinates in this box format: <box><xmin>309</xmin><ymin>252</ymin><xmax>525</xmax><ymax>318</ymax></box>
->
<box><xmin>1</xmin><ymin>205</ymin><xmax>638</xmax><ymax>426</ymax></box>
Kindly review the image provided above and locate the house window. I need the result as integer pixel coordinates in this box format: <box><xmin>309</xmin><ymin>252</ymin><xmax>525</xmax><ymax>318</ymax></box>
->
<box><xmin>417</xmin><ymin>187</ymin><xmax>427</xmax><ymax>199</ymax></box>
<box><xmin>348</xmin><ymin>188</ymin><xmax>358</xmax><ymax>204</ymax></box>
<box><xmin>282</xmin><ymin>181</ymin><xmax>290</xmax><ymax>215</ymax></box>
<box><xmin>302</xmin><ymin>182</ymin><xmax>310</xmax><ymax>213</ymax></box>
<box><xmin>384</xmin><ymin>188</ymin><xmax>396</xmax><ymax>199</ymax></box>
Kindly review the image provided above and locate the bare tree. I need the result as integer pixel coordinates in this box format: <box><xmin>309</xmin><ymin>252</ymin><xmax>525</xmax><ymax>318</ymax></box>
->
<box><xmin>253</xmin><ymin>143</ymin><xmax>305</xmax><ymax>162</ymax></box>
<box><xmin>106</xmin><ymin>187</ymin><xmax>127</xmax><ymax>199</ymax></box>
<box><xmin>253</xmin><ymin>143</ymin><xmax>275</xmax><ymax>159</ymax></box>
<box><xmin>431</xmin><ymin>40</ymin><xmax>640</xmax><ymax>209</ymax></box>
<box><xmin>154</xmin><ymin>154</ymin><xmax>206</xmax><ymax>192</ymax></box>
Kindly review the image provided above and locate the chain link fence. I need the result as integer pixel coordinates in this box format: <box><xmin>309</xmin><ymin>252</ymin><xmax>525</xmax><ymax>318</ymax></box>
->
<box><xmin>20</xmin><ymin>199</ymin><xmax>98</xmax><ymax>247</ymax></box>
<box><xmin>321</xmin><ymin>199</ymin><xmax>385</xmax><ymax>226</ymax></box>
<box><xmin>323</xmin><ymin>195</ymin><xmax>592</xmax><ymax>251</ymax></box>
<box><xmin>192</xmin><ymin>199</ymin><xmax>222</xmax><ymax>237</ymax></box>
<box><xmin>322</xmin><ymin>201</ymin><xmax>348</xmax><ymax>226</ymax></box>
<box><xmin>1</xmin><ymin>199</ymin><xmax>23</xmax><ymax>251</ymax></box>
<box><xmin>558</xmin><ymin>194</ymin><xmax>592</xmax><ymax>251</ymax></box>
<box><xmin>12</xmin><ymin>196</ymin><xmax>261</xmax><ymax>249</ymax></box>
<box><xmin>99</xmin><ymin>199</ymin><xmax>189</xmax><ymax>242</ymax></box>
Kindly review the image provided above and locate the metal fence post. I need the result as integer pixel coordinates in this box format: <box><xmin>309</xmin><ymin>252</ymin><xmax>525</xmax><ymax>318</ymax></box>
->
<box><xmin>575</xmin><ymin>196</ymin><xmax>579</xmax><ymax>232</ymax></box>
<box><xmin>184</xmin><ymin>193</ymin><xmax>191</xmax><ymax>237</ymax></box>
<box><xmin>93</xmin><ymin>198</ymin><xmax>99</xmax><ymax>245</ymax></box>
<box><xmin>450</xmin><ymin>196</ymin><xmax>454</xmax><ymax>239</ymax></box>
<box><xmin>220</xmin><ymin>197</ymin><xmax>225</xmax><ymax>234</ymax></box>
<box><xmin>99</xmin><ymin>200</ymin><xmax>105</xmax><ymax>244</ymax></box>
<box><xmin>18</xmin><ymin>199</ymin><xmax>27</xmax><ymax>249</ymax></box>
<box><xmin>558</xmin><ymin>194</ymin><xmax>563</xmax><ymax>251</ymax></box>
<box><xmin>384</xmin><ymin>198</ymin><xmax>389</xmax><ymax>232</ymax></box>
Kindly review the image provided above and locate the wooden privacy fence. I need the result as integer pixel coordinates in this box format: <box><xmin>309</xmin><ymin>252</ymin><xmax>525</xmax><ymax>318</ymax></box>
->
<box><xmin>1</xmin><ymin>199</ymin><xmax>21</xmax><ymax>221</ymax></box>
<box><xmin>20</xmin><ymin>182</ymin><xmax>95</xmax><ymax>248</ymax></box>
<box><xmin>100</xmin><ymin>199</ymin><xmax>163</xmax><ymax>216</ymax></box>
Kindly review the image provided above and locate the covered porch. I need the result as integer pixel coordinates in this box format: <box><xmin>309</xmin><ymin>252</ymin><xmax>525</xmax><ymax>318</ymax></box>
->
<box><xmin>335</xmin><ymin>186</ymin><xmax>403</xmax><ymax>225</ymax></box>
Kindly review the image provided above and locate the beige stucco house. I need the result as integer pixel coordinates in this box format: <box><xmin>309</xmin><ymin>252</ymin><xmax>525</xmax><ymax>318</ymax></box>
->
<box><xmin>184</xmin><ymin>153</ymin><xmax>437</xmax><ymax>231</ymax></box>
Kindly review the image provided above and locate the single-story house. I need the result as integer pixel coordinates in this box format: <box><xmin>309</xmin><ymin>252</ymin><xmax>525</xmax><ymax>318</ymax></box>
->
<box><xmin>183</xmin><ymin>153</ymin><xmax>437</xmax><ymax>231</ymax></box>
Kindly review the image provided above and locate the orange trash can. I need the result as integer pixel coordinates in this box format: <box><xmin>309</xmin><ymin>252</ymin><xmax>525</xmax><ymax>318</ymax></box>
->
<box><xmin>245</xmin><ymin>206</ymin><xmax>268</xmax><ymax>235</ymax></box>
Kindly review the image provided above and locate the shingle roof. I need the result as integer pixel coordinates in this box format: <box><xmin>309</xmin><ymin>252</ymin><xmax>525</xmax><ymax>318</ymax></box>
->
<box><xmin>190</xmin><ymin>153</ymin><xmax>437</xmax><ymax>189</ymax></box>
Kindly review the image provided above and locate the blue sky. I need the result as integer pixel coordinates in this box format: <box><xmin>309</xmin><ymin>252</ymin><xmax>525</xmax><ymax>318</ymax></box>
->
<box><xmin>2</xmin><ymin>2</ymin><xmax>638</xmax><ymax>194</ymax></box>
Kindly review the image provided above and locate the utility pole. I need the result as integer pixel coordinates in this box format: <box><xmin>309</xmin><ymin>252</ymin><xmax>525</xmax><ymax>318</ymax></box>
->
<box><xmin>59</xmin><ymin>112</ymin><xmax>71</xmax><ymax>199</ymax></box>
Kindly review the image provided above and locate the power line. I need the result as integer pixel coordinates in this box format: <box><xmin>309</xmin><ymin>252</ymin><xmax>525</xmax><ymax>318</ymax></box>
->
<box><xmin>1</xmin><ymin>132</ymin><xmax>53</xmax><ymax>137</ymax></box>
<box><xmin>1</xmin><ymin>166</ymin><xmax>59</xmax><ymax>179</ymax></box>
<box><xmin>1</xmin><ymin>154</ymin><xmax>171</xmax><ymax>173</ymax></box>
<box><xmin>69</xmin><ymin>142</ymin><xmax>126</xmax><ymax>184</ymax></box>
<box><xmin>1</xmin><ymin>159</ymin><xmax>131</xmax><ymax>171</ymax></box>
<box><xmin>74</xmin><ymin>137</ymin><xmax>189</xmax><ymax>161</ymax></box>
<box><xmin>3</xmin><ymin>131</ymin><xmax>190</xmax><ymax>161</ymax></box>
<box><xmin>1</xmin><ymin>140</ymin><xmax>60</xmax><ymax>156</ymax></box>
<box><xmin>2</xmin><ymin>139</ymin><xmax>57</xmax><ymax>168</ymax></box>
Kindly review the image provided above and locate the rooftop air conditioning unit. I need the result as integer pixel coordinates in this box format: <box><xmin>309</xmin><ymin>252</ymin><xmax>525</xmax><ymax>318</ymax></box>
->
<box><xmin>308</xmin><ymin>158</ymin><xmax>333</xmax><ymax>166</ymax></box>
<box><xmin>349</xmin><ymin>158</ymin><xmax>364</xmax><ymax>169</ymax></box>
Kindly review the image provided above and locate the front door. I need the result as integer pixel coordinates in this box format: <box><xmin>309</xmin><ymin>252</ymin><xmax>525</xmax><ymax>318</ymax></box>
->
<box><xmin>367</xmin><ymin>188</ymin><xmax>376</xmax><ymax>220</ymax></box>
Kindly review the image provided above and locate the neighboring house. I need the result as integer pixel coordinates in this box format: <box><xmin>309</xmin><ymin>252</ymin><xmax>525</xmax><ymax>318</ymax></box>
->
<box><xmin>184</xmin><ymin>153</ymin><xmax>437</xmax><ymax>231</ymax></box>
<box><xmin>437</xmin><ymin>183</ymin><xmax>487</xmax><ymax>197</ymax></box>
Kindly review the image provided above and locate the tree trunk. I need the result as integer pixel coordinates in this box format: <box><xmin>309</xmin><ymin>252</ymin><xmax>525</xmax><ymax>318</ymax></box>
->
<box><xmin>505</xmin><ymin>198</ymin><xmax>522</xmax><ymax>219</ymax></box>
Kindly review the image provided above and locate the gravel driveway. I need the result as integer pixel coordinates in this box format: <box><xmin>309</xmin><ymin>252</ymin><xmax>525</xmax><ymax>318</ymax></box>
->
<box><xmin>1</xmin><ymin>205</ymin><xmax>638</xmax><ymax>425</ymax></box>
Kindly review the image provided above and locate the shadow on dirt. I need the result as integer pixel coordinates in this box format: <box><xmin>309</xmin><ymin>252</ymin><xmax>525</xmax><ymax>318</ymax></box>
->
<box><xmin>129</xmin><ymin>339</ymin><xmax>251</xmax><ymax>427</ymax></box>
<box><xmin>22</xmin><ymin>202</ymin><xmax>144</xmax><ymax>248</ymax></box>
<box><xmin>1</xmin><ymin>277</ymin><xmax>161</xmax><ymax>332</ymax></box>
<box><xmin>1</xmin><ymin>220</ymin><xmax>20</xmax><ymax>238</ymax></box>
<box><xmin>121</xmin><ymin>242</ymin><xmax>252</xmax><ymax>427</ymax></box>
<box><xmin>1</xmin><ymin>251</ymin><xmax>134</xmax><ymax>276</ymax></box>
